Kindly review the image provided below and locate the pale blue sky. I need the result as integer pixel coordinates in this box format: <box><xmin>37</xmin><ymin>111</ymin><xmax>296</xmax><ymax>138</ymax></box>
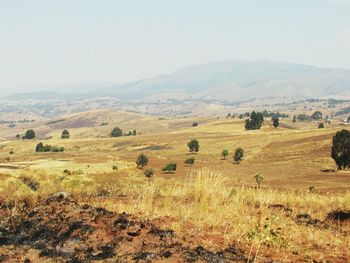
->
<box><xmin>0</xmin><ymin>0</ymin><xmax>350</xmax><ymax>92</ymax></box>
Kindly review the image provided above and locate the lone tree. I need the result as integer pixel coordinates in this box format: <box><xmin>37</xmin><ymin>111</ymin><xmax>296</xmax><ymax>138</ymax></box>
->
<box><xmin>331</xmin><ymin>129</ymin><xmax>350</xmax><ymax>170</ymax></box>
<box><xmin>61</xmin><ymin>129</ymin><xmax>70</xmax><ymax>139</ymax></box>
<box><xmin>136</xmin><ymin>153</ymin><xmax>148</xmax><ymax>168</ymax></box>
<box><xmin>25</xmin><ymin>129</ymin><xmax>35</xmax><ymax>139</ymax></box>
<box><xmin>245</xmin><ymin>111</ymin><xmax>264</xmax><ymax>130</ymax></box>
<box><xmin>272</xmin><ymin>117</ymin><xmax>279</xmax><ymax>128</ymax></box>
<box><xmin>187</xmin><ymin>139</ymin><xmax>199</xmax><ymax>153</ymax></box>
<box><xmin>254</xmin><ymin>173</ymin><xmax>264</xmax><ymax>188</ymax></box>
<box><xmin>111</xmin><ymin>127</ymin><xmax>123</xmax><ymax>137</ymax></box>
<box><xmin>311</xmin><ymin>111</ymin><xmax>323</xmax><ymax>121</ymax></box>
<box><xmin>234</xmin><ymin>147</ymin><xmax>244</xmax><ymax>164</ymax></box>
<box><xmin>221</xmin><ymin>149</ymin><xmax>229</xmax><ymax>160</ymax></box>
<box><xmin>162</xmin><ymin>163</ymin><xmax>177</xmax><ymax>173</ymax></box>
<box><xmin>144</xmin><ymin>168</ymin><xmax>154</xmax><ymax>179</ymax></box>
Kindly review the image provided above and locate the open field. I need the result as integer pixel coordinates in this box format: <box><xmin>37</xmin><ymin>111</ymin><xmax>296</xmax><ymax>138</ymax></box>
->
<box><xmin>0</xmin><ymin>110</ymin><xmax>350</xmax><ymax>262</ymax></box>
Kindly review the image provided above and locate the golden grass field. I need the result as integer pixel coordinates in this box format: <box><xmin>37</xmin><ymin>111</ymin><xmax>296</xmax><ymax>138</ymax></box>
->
<box><xmin>0</xmin><ymin>109</ymin><xmax>349</xmax><ymax>262</ymax></box>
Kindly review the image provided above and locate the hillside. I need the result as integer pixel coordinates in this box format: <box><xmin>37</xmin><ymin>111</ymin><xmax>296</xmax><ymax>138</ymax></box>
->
<box><xmin>2</xmin><ymin>60</ymin><xmax>350</xmax><ymax>117</ymax></box>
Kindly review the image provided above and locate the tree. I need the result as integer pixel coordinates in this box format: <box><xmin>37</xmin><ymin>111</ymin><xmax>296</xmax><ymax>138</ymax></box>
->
<box><xmin>245</xmin><ymin>111</ymin><xmax>264</xmax><ymax>130</ymax></box>
<box><xmin>311</xmin><ymin>111</ymin><xmax>323</xmax><ymax>121</ymax></box>
<box><xmin>331</xmin><ymin>129</ymin><xmax>350</xmax><ymax>170</ymax></box>
<box><xmin>192</xmin><ymin>122</ymin><xmax>198</xmax><ymax>127</ymax></box>
<box><xmin>162</xmin><ymin>163</ymin><xmax>177</xmax><ymax>173</ymax></box>
<box><xmin>25</xmin><ymin>129</ymin><xmax>35</xmax><ymax>139</ymax></box>
<box><xmin>234</xmin><ymin>147</ymin><xmax>244</xmax><ymax>164</ymax></box>
<box><xmin>16</xmin><ymin>134</ymin><xmax>20</xmax><ymax>139</ymax></box>
<box><xmin>254</xmin><ymin>173</ymin><xmax>264</xmax><ymax>188</ymax></box>
<box><xmin>318</xmin><ymin>123</ymin><xmax>324</xmax><ymax>129</ymax></box>
<box><xmin>221</xmin><ymin>149</ymin><xmax>229</xmax><ymax>160</ymax></box>
<box><xmin>292</xmin><ymin>115</ymin><xmax>297</xmax><ymax>123</ymax></box>
<box><xmin>187</xmin><ymin>139</ymin><xmax>199</xmax><ymax>153</ymax></box>
<box><xmin>136</xmin><ymin>153</ymin><xmax>148</xmax><ymax>168</ymax></box>
<box><xmin>144</xmin><ymin>168</ymin><xmax>154</xmax><ymax>179</ymax></box>
<box><xmin>185</xmin><ymin>157</ymin><xmax>195</xmax><ymax>165</ymax></box>
<box><xmin>133</xmin><ymin>130</ymin><xmax>137</xmax><ymax>136</ymax></box>
<box><xmin>272</xmin><ymin>117</ymin><xmax>279</xmax><ymax>128</ymax></box>
<box><xmin>111</xmin><ymin>127</ymin><xmax>123</xmax><ymax>137</ymax></box>
<box><xmin>61</xmin><ymin>129</ymin><xmax>70</xmax><ymax>139</ymax></box>
<box><xmin>348</xmin><ymin>116</ymin><xmax>350</xmax><ymax>123</ymax></box>
<box><xmin>35</xmin><ymin>142</ymin><xmax>44</xmax><ymax>152</ymax></box>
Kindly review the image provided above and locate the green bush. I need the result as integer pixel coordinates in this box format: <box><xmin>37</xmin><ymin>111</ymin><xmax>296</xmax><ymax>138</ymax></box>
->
<box><xmin>25</xmin><ymin>129</ymin><xmax>35</xmax><ymax>139</ymax></box>
<box><xmin>61</xmin><ymin>129</ymin><xmax>70</xmax><ymax>139</ymax></box>
<box><xmin>162</xmin><ymin>163</ymin><xmax>177</xmax><ymax>173</ymax></box>
<box><xmin>111</xmin><ymin>127</ymin><xmax>123</xmax><ymax>137</ymax></box>
<box><xmin>185</xmin><ymin>157</ymin><xmax>195</xmax><ymax>165</ymax></box>
<box><xmin>136</xmin><ymin>153</ymin><xmax>148</xmax><ymax>168</ymax></box>
<box><xmin>144</xmin><ymin>168</ymin><xmax>154</xmax><ymax>179</ymax></box>
<box><xmin>187</xmin><ymin>139</ymin><xmax>199</xmax><ymax>153</ymax></box>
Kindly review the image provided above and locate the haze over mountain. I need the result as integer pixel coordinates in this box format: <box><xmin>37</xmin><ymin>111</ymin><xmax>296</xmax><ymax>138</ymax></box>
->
<box><xmin>5</xmin><ymin>60</ymin><xmax>350</xmax><ymax>104</ymax></box>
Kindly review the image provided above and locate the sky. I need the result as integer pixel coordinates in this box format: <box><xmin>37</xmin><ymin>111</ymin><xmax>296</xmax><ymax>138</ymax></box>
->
<box><xmin>0</xmin><ymin>0</ymin><xmax>350</xmax><ymax>93</ymax></box>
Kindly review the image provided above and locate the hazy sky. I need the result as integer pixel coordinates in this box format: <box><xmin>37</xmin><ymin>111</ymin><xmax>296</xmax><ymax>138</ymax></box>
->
<box><xmin>1</xmin><ymin>0</ymin><xmax>350</xmax><ymax>93</ymax></box>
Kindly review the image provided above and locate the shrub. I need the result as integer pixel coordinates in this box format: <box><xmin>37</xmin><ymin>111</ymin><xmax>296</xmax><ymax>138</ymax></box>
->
<box><xmin>111</xmin><ymin>127</ymin><xmax>123</xmax><ymax>137</ymax></box>
<box><xmin>25</xmin><ymin>129</ymin><xmax>35</xmax><ymax>139</ymax></box>
<box><xmin>221</xmin><ymin>149</ymin><xmax>229</xmax><ymax>160</ymax></box>
<box><xmin>192</xmin><ymin>122</ymin><xmax>198</xmax><ymax>127</ymax></box>
<box><xmin>331</xmin><ymin>129</ymin><xmax>350</xmax><ymax>170</ymax></box>
<box><xmin>9</xmin><ymin>151</ymin><xmax>14</xmax><ymax>155</ymax></box>
<box><xmin>136</xmin><ymin>153</ymin><xmax>148</xmax><ymax>168</ymax></box>
<box><xmin>112</xmin><ymin>165</ymin><xmax>118</xmax><ymax>170</ymax></box>
<box><xmin>162</xmin><ymin>163</ymin><xmax>177</xmax><ymax>173</ymax></box>
<box><xmin>61</xmin><ymin>129</ymin><xmax>70</xmax><ymax>139</ymax></box>
<box><xmin>185</xmin><ymin>157</ymin><xmax>195</xmax><ymax>165</ymax></box>
<box><xmin>63</xmin><ymin>169</ymin><xmax>71</xmax><ymax>175</ymax></box>
<box><xmin>187</xmin><ymin>139</ymin><xmax>199</xmax><ymax>153</ymax></box>
<box><xmin>234</xmin><ymin>147</ymin><xmax>244</xmax><ymax>164</ymax></box>
<box><xmin>254</xmin><ymin>173</ymin><xmax>264</xmax><ymax>188</ymax></box>
<box><xmin>318</xmin><ymin>123</ymin><xmax>324</xmax><ymax>129</ymax></box>
<box><xmin>245</xmin><ymin>111</ymin><xmax>264</xmax><ymax>130</ymax></box>
<box><xmin>144</xmin><ymin>168</ymin><xmax>154</xmax><ymax>179</ymax></box>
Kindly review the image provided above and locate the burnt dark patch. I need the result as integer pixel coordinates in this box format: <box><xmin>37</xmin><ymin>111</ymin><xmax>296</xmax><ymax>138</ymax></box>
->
<box><xmin>150</xmin><ymin>227</ymin><xmax>174</xmax><ymax>240</ymax></box>
<box><xmin>268</xmin><ymin>203</ymin><xmax>293</xmax><ymax>213</ymax></box>
<box><xmin>326</xmin><ymin>210</ymin><xmax>350</xmax><ymax>222</ymax></box>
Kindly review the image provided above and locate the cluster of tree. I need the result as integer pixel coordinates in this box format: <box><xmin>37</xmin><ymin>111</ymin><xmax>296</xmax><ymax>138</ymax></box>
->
<box><xmin>294</xmin><ymin>114</ymin><xmax>312</xmax><ymax>122</ymax></box>
<box><xmin>262</xmin><ymin>110</ymin><xmax>288</xmax><ymax>118</ymax></box>
<box><xmin>245</xmin><ymin>111</ymin><xmax>264</xmax><ymax>130</ymax></box>
<box><xmin>331</xmin><ymin>129</ymin><xmax>350</xmax><ymax>170</ymax></box>
<box><xmin>35</xmin><ymin>142</ymin><xmax>64</xmax><ymax>152</ymax></box>
<box><xmin>111</xmin><ymin>127</ymin><xmax>137</xmax><ymax>137</ymax></box>
<box><xmin>125</xmin><ymin>130</ymin><xmax>137</xmax><ymax>136</ymax></box>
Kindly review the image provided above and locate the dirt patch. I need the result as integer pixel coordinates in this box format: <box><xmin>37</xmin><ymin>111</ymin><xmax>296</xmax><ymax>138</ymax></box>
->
<box><xmin>0</xmin><ymin>195</ymin><xmax>249</xmax><ymax>262</ymax></box>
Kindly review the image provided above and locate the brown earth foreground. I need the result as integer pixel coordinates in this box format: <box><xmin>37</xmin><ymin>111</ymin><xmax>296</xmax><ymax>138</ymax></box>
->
<box><xmin>0</xmin><ymin>194</ymin><xmax>250</xmax><ymax>263</ymax></box>
<box><xmin>1</xmin><ymin>193</ymin><xmax>350</xmax><ymax>262</ymax></box>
